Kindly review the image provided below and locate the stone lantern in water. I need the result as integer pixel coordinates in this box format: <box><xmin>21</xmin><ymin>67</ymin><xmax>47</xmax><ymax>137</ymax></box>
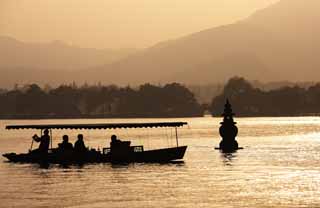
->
<box><xmin>218</xmin><ymin>99</ymin><xmax>239</xmax><ymax>152</ymax></box>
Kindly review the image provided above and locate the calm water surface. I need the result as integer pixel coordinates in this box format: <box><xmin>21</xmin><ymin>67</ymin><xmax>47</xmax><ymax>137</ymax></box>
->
<box><xmin>1</xmin><ymin>117</ymin><xmax>320</xmax><ymax>208</ymax></box>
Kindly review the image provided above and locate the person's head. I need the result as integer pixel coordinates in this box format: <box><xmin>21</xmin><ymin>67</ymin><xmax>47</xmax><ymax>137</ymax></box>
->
<box><xmin>63</xmin><ymin>135</ymin><xmax>69</xmax><ymax>142</ymax></box>
<box><xmin>78</xmin><ymin>134</ymin><xmax>83</xmax><ymax>141</ymax></box>
<box><xmin>111</xmin><ymin>134</ymin><xmax>117</xmax><ymax>142</ymax></box>
<box><xmin>44</xmin><ymin>129</ymin><xmax>49</xmax><ymax>135</ymax></box>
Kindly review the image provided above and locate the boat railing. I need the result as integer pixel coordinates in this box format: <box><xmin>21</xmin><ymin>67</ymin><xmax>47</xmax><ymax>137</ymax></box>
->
<box><xmin>131</xmin><ymin>145</ymin><xmax>144</xmax><ymax>152</ymax></box>
<box><xmin>103</xmin><ymin>148</ymin><xmax>111</xmax><ymax>155</ymax></box>
<box><xmin>102</xmin><ymin>145</ymin><xmax>144</xmax><ymax>155</ymax></box>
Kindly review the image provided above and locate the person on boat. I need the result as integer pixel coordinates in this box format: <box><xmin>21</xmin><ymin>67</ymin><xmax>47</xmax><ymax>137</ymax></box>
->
<box><xmin>110</xmin><ymin>135</ymin><xmax>131</xmax><ymax>152</ymax></box>
<box><xmin>110</xmin><ymin>135</ymin><xmax>121</xmax><ymax>148</ymax></box>
<box><xmin>58</xmin><ymin>135</ymin><xmax>73</xmax><ymax>151</ymax></box>
<box><xmin>32</xmin><ymin>129</ymin><xmax>50</xmax><ymax>153</ymax></box>
<box><xmin>74</xmin><ymin>134</ymin><xmax>87</xmax><ymax>153</ymax></box>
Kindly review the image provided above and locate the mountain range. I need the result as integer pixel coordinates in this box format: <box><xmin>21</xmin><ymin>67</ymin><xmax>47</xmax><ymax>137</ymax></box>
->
<box><xmin>1</xmin><ymin>0</ymin><xmax>320</xmax><ymax>87</ymax></box>
<box><xmin>0</xmin><ymin>36</ymin><xmax>136</xmax><ymax>87</ymax></box>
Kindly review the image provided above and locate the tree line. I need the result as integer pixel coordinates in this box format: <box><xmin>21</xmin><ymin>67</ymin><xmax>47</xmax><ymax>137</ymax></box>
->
<box><xmin>210</xmin><ymin>77</ymin><xmax>320</xmax><ymax>117</ymax></box>
<box><xmin>3</xmin><ymin>77</ymin><xmax>320</xmax><ymax>118</ymax></box>
<box><xmin>0</xmin><ymin>83</ymin><xmax>204</xmax><ymax>118</ymax></box>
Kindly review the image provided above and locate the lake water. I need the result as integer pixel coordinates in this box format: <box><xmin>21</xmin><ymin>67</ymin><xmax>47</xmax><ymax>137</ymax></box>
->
<box><xmin>1</xmin><ymin>117</ymin><xmax>320</xmax><ymax>208</ymax></box>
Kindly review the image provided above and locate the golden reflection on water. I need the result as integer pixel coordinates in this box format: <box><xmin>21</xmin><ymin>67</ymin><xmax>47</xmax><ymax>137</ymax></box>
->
<box><xmin>0</xmin><ymin>117</ymin><xmax>320</xmax><ymax>207</ymax></box>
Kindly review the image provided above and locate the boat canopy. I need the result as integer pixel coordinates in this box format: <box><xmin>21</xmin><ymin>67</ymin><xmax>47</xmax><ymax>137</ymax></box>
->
<box><xmin>6</xmin><ymin>122</ymin><xmax>188</xmax><ymax>130</ymax></box>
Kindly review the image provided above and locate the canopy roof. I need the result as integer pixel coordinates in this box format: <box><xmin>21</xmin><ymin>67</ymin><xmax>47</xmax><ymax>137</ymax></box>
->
<box><xmin>6</xmin><ymin>122</ymin><xmax>188</xmax><ymax>130</ymax></box>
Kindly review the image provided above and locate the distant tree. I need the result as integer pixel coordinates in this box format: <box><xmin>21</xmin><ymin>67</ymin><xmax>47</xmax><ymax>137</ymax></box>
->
<box><xmin>49</xmin><ymin>85</ymin><xmax>80</xmax><ymax>116</ymax></box>
<box><xmin>210</xmin><ymin>77</ymin><xmax>320</xmax><ymax>117</ymax></box>
<box><xmin>15</xmin><ymin>84</ymin><xmax>49</xmax><ymax>115</ymax></box>
<box><xmin>223</xmin><ymin>77</ymin><xmax>254</xmax><ymax>97</ymax></box>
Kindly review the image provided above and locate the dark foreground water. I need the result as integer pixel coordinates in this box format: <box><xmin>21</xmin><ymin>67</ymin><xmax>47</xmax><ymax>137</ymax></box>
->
<box><xmin>1</xmin><ymin>117</ymin><xmax>320</xmax><ymax>208</ymax></box>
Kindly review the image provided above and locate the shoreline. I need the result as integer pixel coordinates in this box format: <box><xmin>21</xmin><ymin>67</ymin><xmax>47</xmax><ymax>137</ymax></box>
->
<box><xmin>1</xmin><ymin>114</ymin><xmax>320</xmax><ymax>120</ymax></box>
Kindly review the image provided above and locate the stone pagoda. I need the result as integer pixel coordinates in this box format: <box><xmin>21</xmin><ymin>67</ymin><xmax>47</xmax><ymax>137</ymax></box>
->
<box><xmin>218</xmin><ymin>99</ymin><xmax>239</xmax><ymax>152</ymax></box>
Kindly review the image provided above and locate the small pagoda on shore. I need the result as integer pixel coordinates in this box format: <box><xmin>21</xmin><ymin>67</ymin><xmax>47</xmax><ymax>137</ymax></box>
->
<box><xmin>217</xmin><ymin>99</ymin><xmax>240</xmax><ymax>152</ymax></box>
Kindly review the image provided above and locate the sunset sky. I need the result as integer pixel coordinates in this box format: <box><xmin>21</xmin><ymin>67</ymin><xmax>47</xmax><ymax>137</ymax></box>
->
<box><xmin>1</xmin><ymin>0</ymin><xmax>278</xmax><ymax>49</ymax></box>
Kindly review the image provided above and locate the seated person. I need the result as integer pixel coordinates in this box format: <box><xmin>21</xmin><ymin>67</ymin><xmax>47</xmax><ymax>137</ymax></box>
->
<box><xmin>110</xmin><ymin>134</ymin><xmax>121</xmax><ymax>148</ymax></box>
<box><xmin>74</xmin><ymin>134</ymin><xmax>87</xmax><ymax>153</ymax></box>
<box><xmin>58</xmin><ymin>135</ymin><xmax>73</xmax><ymax>151</ymax></box>
<box><xmin>110</xmin><ymin>135</ymin><xmax>131</xmax><ymax>151</ymax></box>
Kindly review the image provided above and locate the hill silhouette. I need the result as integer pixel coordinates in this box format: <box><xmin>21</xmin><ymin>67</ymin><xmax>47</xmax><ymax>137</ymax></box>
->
<box><xmin>86</xmin><ymin>0</ymin><xmax>320</xmax><ymax>84</ymax></box>
<box><xmin>1</xmin><ymin>0</ymin><xmax>320</xmax><ymax>86</ymax></box>
<box><xmin>0</xmin><ymin>36</ymin><xmax>136</xmax><ymax>71</ymax></box>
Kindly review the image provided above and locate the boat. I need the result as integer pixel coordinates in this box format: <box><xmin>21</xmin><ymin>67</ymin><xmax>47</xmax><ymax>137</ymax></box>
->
<box><xmin>3</xmin><ymin>122</ymin><xmax>188</xmax><ymax>164</ymax></box>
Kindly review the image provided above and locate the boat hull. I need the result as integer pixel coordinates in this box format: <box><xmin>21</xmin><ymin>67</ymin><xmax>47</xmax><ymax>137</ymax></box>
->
<box><xmin>2</xmin><ymin>146</ymin><xmax>187</xmax><ymax>164</ymax></box>
<box><xmin>132</xmin><ymin>146</ymin><xmax>187</xmax><ymax>162</ymax></box>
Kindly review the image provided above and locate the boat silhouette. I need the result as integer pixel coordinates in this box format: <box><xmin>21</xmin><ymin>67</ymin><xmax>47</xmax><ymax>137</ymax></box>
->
<box><xmin>3</xmin><ymin>122</ymin><xmax>187</xmax><ymax>164</ymax></box>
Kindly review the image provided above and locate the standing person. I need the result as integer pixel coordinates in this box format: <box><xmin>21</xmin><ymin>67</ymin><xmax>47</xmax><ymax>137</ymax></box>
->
<box><xmin>32</xmin><ymin>129</ymin><xmax>50</xmax><ymax>153</ymax></box>
<box><xmin>74</xmin><ymin>134</ymin><xmax>87</xmax><ymax>153</ymax></box>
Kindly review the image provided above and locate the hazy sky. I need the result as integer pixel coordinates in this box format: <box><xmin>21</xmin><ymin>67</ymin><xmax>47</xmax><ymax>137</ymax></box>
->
<box><xmin>0</xmin><ymin>0</ymin><xmax>278</xmax><ymax>49</ymax></box>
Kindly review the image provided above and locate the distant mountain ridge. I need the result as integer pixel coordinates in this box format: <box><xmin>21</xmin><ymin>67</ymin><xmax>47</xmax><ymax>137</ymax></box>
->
<box><xmin>86</xmin><ymin>0</ymin><xmax>320</xmax><ymax>84</ymax></box>
<box><xmin>0</xmin><ymin>36</ymin><xmax>136</xmax><ymax>71</ymax></box>
<box><xmin>1</xmin><ymin>0</ymin><xmax>320</xmax><ymax>87</ymax></box>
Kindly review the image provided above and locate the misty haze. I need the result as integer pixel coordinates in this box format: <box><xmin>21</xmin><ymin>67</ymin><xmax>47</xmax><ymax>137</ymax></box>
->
<box><xmin>0</xmin><ymin>0</ymin><xmax>319</xmax><ymax>87</ymax></box>
<box><xmin>2</xmin><ymin>1</ymin><xmax>320</xmax><ymax>208</ymax></box>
